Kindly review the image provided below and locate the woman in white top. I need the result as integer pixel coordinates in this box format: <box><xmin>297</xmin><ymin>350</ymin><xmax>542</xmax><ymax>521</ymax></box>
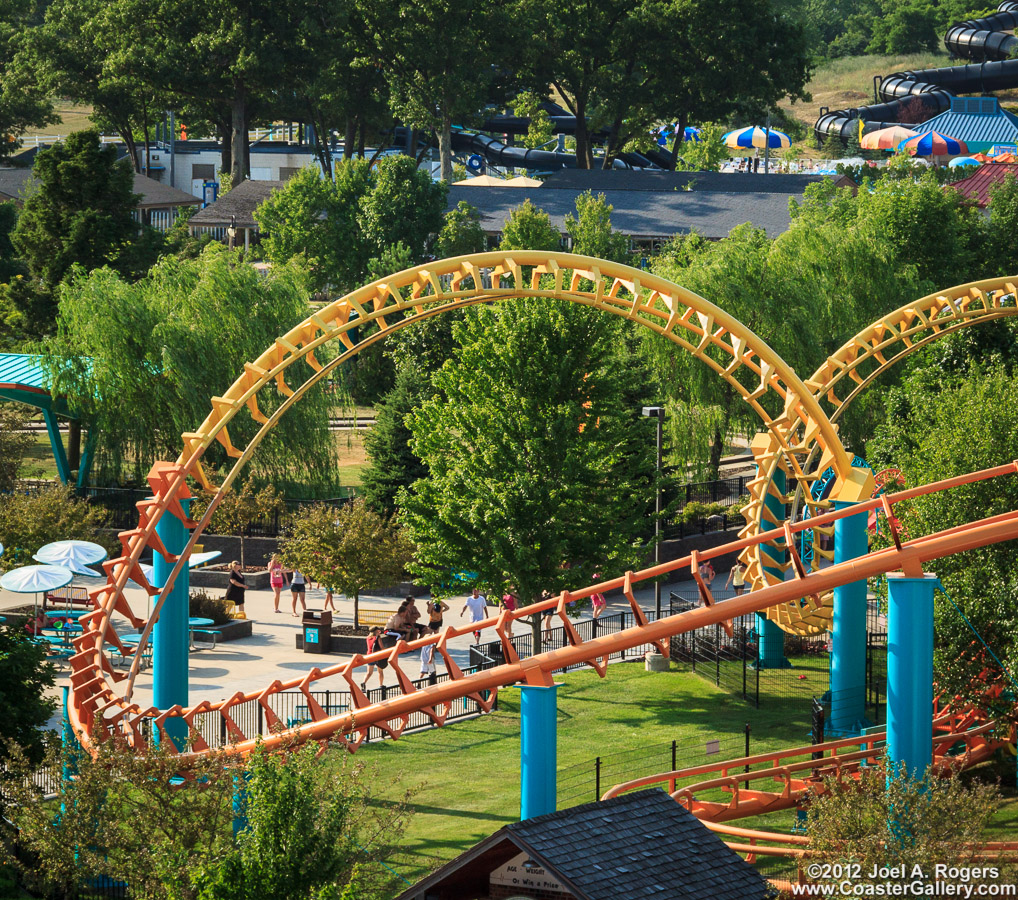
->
<box><xmin>289</xmin><ymin>569</ymin><xmax>307</xmax><ymax>616</ymax></box>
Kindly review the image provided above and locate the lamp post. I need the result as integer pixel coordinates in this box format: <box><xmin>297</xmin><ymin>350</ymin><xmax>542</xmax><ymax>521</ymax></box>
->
<box><xmin>642</xmin><ymin>406</ymin><xmax>665</xmax><ymax>620</ymax></box>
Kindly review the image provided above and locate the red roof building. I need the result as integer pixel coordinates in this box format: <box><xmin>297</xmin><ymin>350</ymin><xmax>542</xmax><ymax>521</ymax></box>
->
<box><xmin>949</xmin><ymin>163</ymin><xmax>1018</xmax><ymax>208</ymax></box>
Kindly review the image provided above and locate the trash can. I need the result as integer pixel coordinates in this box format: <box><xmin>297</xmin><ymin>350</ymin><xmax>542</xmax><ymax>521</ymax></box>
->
<box><xmin>302</xmin><ymin>609</ymin><xmax>332</xmax><ymax>654</ymax></box>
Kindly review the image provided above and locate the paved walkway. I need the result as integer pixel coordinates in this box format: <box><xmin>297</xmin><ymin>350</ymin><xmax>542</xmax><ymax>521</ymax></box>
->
<box><xmin>1</xmin><ymin>572</ymin><xmax>692</xmax><ymax>730</ymax></box>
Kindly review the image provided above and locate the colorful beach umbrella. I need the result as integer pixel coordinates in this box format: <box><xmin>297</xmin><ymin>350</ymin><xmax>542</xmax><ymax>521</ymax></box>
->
<box><xmin>722</xmin><ymin>126</ymin><xmax>791</xmax><ymax>150</ymax></box>
<box><xmin>897</xmin><ymin>131</ymin><xmax>968</xmax><ymax>157</ymax></box>
<box><xmin>860</xmin><ymin>125</ymin><xmax>916</xmax><ymax>151</ymax></box>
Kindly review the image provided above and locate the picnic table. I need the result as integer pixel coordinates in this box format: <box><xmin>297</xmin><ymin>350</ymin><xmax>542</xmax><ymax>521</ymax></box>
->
<box><xmin>188</xmin><ymin>617</ymin><xmax>217</xmax><ymax>650</ymax></box>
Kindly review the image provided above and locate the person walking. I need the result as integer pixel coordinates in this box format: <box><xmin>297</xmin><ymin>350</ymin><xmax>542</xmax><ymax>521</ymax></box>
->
<box><xmin>226</xmin><ymin>560</ymin><xmax>246</xmax><ymax>618</ymax></box>
<box><xmin>267</xmin><ymin>554</ymin><xmax>286</xmax><ymax>613</ymax></box>
<box><xmin>460</xmin><ymin>588</ymin><xmax>488</xmax><ymax>644</ymax></box>
<box><xmin>540</xmin><ymin>589</ymin><xmax>554</xmax><ymax>640</ymax></box>
<box><xmin>420</xmin><ymin>624</ymin><xmax>439</xmax><ymax>685</ymax></box>
<box><xmin>698</xmin><ymin>559</ymin><xmax>715</xmax><ymax>589</ymax></box>
<box><xmin>726</xmin><ymin>561</ymin><xmax>747</xmax><ymax>596</ymax></box>
<box><xmin>289</xmin><ymin>569</ymin><xmax>307</xmax><ymax>617</ymax></box>
<box><xmin>361</xmin><ymin>626</ymin><xmax>386</xmax><ymax>692</ymax></box>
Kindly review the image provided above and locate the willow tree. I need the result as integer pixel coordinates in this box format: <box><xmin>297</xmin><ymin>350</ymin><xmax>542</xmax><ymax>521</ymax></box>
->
<box><xmin>43</xmin><ymin>246</ymin><xmax>337</xmax><ymax>488</ymax></box>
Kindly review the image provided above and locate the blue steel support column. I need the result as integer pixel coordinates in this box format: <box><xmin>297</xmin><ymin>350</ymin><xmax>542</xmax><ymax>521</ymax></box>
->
<box><xmin>886</xmin><ymin>573</ymin><xmax>937</xmax><ymax>780</ymax></box>
<box><xmin>829</xmin><ymin>500</ymin><xmax>869</xmax><ymax>735</ymax></box>
<box><xmin>42</xmin><ymin>409</ymin><xmax>71</xmax><ymax>485</ymax></box>
<box><xmin>519</xmin><ymin>683</ymin><xmax>559</xmax><ymax>820</ymax></box>
<box><xmin>153</xmin><ymin>498</ymin><xmax>190</xmax><ymax>749</ymax></box>
<box><xmin>756</xmin><ymin>466</ymin><xmax>791</xmax><ymax>668</ymax></box>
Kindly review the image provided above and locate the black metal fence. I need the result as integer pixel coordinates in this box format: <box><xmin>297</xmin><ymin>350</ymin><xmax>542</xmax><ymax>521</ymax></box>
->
<box><xmin>468</xmin><ymin>610</ymin><xmax>660</xmax><ymax>673</ymax></box>
<box><xmin>557</xmin><ymin>729</ymin><xmax>750</xmax><ymax>809</ymax></box>
<box><xmin>667</xmin><ymin>588</ymin><xmax>886</xmax><ymax>723</ymax></box>
<box><xmin>663</xmin><ymin>473</ymin><xmax>751</xmax><ymax>540</ymax></box>
<box><xmin>73</xmin><ymin>485</ymin><xmax>353</xmax><ymax>536</ymax></box>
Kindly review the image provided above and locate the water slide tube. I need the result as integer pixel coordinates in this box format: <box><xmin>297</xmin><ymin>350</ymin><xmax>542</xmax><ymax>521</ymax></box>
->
<box><xmin>814</xmin><ymin>1</ymin><xmax>1018</xmax><ymax>144</ymax></box>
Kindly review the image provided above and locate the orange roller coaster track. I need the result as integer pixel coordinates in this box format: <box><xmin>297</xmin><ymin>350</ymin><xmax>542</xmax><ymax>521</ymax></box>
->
<box><xmin>58</xmin><ymin>253</ymin><xmax>1018</xmax><ymax>762</ymax></box>
<box><xmin>67</xmin><ymin>458</ymin><xmax>1018</xmax><ymax>758</ymax></box>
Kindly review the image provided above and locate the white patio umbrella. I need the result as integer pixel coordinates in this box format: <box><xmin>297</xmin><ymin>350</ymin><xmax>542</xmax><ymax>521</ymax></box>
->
<box><xmin>189</xmin><ymin>550</ymin><xmax>222</xmax><ymax>568</ymax></box>
<box><xmin>34</xmin><ymin>540</ymin><xmax>108</xmax><ymax>576</ymax></box>
<box><xmin>0</xmin><ymin>564</ymin><xmax>74</xmax><ymax>634</ymax></box>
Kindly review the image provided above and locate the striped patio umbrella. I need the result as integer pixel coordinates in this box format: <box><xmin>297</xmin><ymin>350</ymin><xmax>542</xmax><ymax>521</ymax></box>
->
<box><xmin>860</xmin><ymin>125</ymin><xmax>916</xmax><ymax>151</ymax></box>
<box><xmin>723</xmin><ymin>126</ymin><xmax>791</xmax><ymax>150</ymax></box>
<box><xmin>897</xmin><ymin>131</ymin><xmax>968</xmax><ymax>157</ymax></box>
<box><xmin>683</xmin><ymin>126</ymin><xmax>701</xmax><ymax>142</ymax></box>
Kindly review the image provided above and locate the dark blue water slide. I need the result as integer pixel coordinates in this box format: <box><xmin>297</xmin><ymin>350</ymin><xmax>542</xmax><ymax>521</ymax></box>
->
<box><xmin>814</xmin><ymin>1</ymin><xmax>1018</xmax><ymax>143</ymax></box>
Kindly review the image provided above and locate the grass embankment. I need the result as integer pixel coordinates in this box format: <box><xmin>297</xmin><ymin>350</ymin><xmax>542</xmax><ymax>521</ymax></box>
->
<box><xmin>350</xmin><ymin>663</ymin><xmax>823</xmax><ymax>882</ymax></box>
<box><xmin>780</xmin><ymin>51</ymin><xmax>951</xmax><ymax>133</ymax></box>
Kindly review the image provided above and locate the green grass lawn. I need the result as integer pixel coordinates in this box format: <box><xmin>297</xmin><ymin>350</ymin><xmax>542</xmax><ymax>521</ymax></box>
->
<box><xmin>20</xmin><ymin>433</ymin><xmax>60</xmax><ymax>481</ymax></box>
<box><xmin>346</xmin><ymin>660</ymin><xmax>1018</xmax><ymax>887</ymax></box>
<box><xmin>348</xmin><ymin>662</ymin><xmax>824</xmax><ymax>883</ymax></box>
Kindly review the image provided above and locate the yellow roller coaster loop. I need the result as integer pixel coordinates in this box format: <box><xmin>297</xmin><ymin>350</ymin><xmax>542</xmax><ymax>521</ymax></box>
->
<box><xmin>70</xmin><ymin>251</ymin><xmax>866</xmax><ymax>751</ymax></box>
<box><xmin>744</xmin><ymin>275</ymin><xmax>1018</xmax><ymax>635</ymax></box>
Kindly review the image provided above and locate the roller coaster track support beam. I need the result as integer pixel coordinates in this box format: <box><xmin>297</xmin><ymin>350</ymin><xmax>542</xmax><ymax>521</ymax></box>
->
<box><xmin>886</xmin><ymin>573</ymin><xmax>938</xmax><ymax>781</ymax></box>
<box><xmin>757</xmin><ymin>464</ymin><xmax>791</xmax><ymax>668</ymax></box>
<box><xmin>830</xmin><ymin>501</ymin><xmax>871</xmax><ymax>735</ymax></box>
<box><xmin>519</xmin><ymin>683</ymin><xmax>560</xmax><ymax>820</ymax></box>
<box><xmin>153</xmin><ymin>497</ymin><xmax>191</xmax><ymax>749</ymax></box>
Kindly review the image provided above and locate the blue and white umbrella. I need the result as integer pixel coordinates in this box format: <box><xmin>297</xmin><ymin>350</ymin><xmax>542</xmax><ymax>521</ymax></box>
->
<box><xmin>35</xmin><ymin>540</ymin><xmax>108</xmax><ymax>577</ymax></box>
<box><xmin>723</xmin><ymin>126</ymin><xmax>791</xmax><ymax>150</ymax></box>
<box><xmin>1</xmin><ymin>564</ymin><xmax>74</xmax><ymax>633</ymax></box>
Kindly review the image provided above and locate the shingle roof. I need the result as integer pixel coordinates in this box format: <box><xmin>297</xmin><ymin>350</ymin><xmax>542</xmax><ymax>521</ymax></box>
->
<box><xmin>447</xmin><ymin>184</ymin><xmax>801</xmax><ymax>239</ymax></box>
<box><xmin>0</xmin><ymin>167</ymin><xmax>197</xmax><ymax>209</ymax></box>
<box><xmin>395</xmin><ymin>790</ymin><xmax>770</xmax><ymax>900</ymax></box>
<box><xmin>541</xmin><ymin>168</ymin><xmax>854</xmax><ymax>194</ymax></box>
<box><xmin>187</xmin><ymin>179</ymin><xmax>285</xmax><ymax>228</ymax></box>
<box><xmin>948</xmin><ymin>162</ymin><xmax>1018</xmax><ymax>207</ymax></box>
<box><xmin>506</xmin><ymin>791</ymin><xmax>770</xmax><ymax>900</ymax></box>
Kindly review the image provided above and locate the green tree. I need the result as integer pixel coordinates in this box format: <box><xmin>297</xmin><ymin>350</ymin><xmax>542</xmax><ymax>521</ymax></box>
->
<box><xmin>0</xmin><ymin>0</ymin><xmax>55</xmax><ymax>156</ymax></box>
<box><xmin>867</xmin><ymin>0</ymin><xmax>939</xmax><ymax>53</ymax></box>
<box><xmin>564</xmin><ymin>191</ymin><xmax>631</xmax><ymax>263</ymax></box>
<box><xmin>512</xmin><ymin>90</ymin><xmax>555</xmax><ymax>150</ymax></box>
<box><xmin>435</xmin><ymin>201</ymin><xmax>487</xmax><ymax>258</ymax></box>
<box><xmin>867</xmin><ymin>349</ymin><xmax>1018</xmax><ymax>712</ymax></box>
<box><xmin>361</xmin><ymin>366</ymin><xmax>432</xmax><ymax>514</ymax></box>
<box><xmin>359</xmin><ymin>155</ymin><xmax>448</xmax><ymax>261</ymax></box>
<box><xmin>398</xmin><ymin>299</ymin><xmax>654</xmax><ymax>650</ymax></box>
<box><xmin>44</xmin><ymin>247</ymin><xmax>337</xmax><ymax>487</ymax></box>
<box><xmin>498</xmin><ymin>199</ymin><xmax>561</xmax><ymax>252</ymax></box>
<box><xmin>987</xmin><ymin>174</ymin><xmax>1018</xmax><ymax>275</ymax></box>
<box><xmin>255</xmin><ymin>162</ymin><xmax>375</xmax><ymax>293</ymax></box>
<box><xmin>358</xmin><ymin>0</ymin><xmax>515</xmax><ymax>181</ymax></box>
<box><xmin>9</xmin><ymin>130</ymin><xmax>145</xmax><ymax>334</ymax></box>
<box><xmin>675</xmin><ymin>122</ymin><xmax>731</xmax><ymax>173</ymax></box>
<box><xmin>0</xmin><ymin>626</ymin><xmax>55</xmax><ymax>815</ymax></box>
<box><xmin>256</xmin><ymin>157</ymin><xmax>446</xmax><ymax>294</ymax></box>
<box><xmin>279</xmin><ymin>500</ymin><xmax>414</xmax><ymax>627</ymax></box>
<box><xmin>0</xmin><ymin>401</ymin><xmax>30</xmax><ymax>492</ymax></box>
<box><xmin>0</xmin><ymin>484</ymin><xmax>111</xmax><ymax>572</ymax></box>
<box><xmin>807</xmin><ymin>761</ymin><xmax>1008</xmax><ymax>885</ymax></box>
<box><xmin>190</xmin><ymin>483</ymin><xmax>285</xmax><ymax>568</ymax></box>
<box><xmin>4</xmin><ymin>735</ymin><xmax>411</xmax><ymax>900</ymax></box>
<box><xmin>13</xmin><ymin>130</ymin><xmax>141</xmax><ymax>294</ymax></box>
<box><xmin>195</xmin><ymin>742</ymin><xmax>406</xmax><ymax>900</ymax></box>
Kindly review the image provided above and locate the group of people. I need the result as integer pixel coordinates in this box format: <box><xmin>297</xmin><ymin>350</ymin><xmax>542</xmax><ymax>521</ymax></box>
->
<box><xmin>266</xmin><ymin>555</ymin><xmax>311</xmax><ymax>616</ymax></box>
<box><xmin>360</xmin><ymin>594</ymin><xmax>451</xmax><ymax>690</ymax></box>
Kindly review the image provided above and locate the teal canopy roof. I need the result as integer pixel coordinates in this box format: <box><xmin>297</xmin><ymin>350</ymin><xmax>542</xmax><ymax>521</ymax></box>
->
<box><xmin>912</xmin><ymin>98</ymin><xmax>1018</xmax><ymax>153</ymax></box>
